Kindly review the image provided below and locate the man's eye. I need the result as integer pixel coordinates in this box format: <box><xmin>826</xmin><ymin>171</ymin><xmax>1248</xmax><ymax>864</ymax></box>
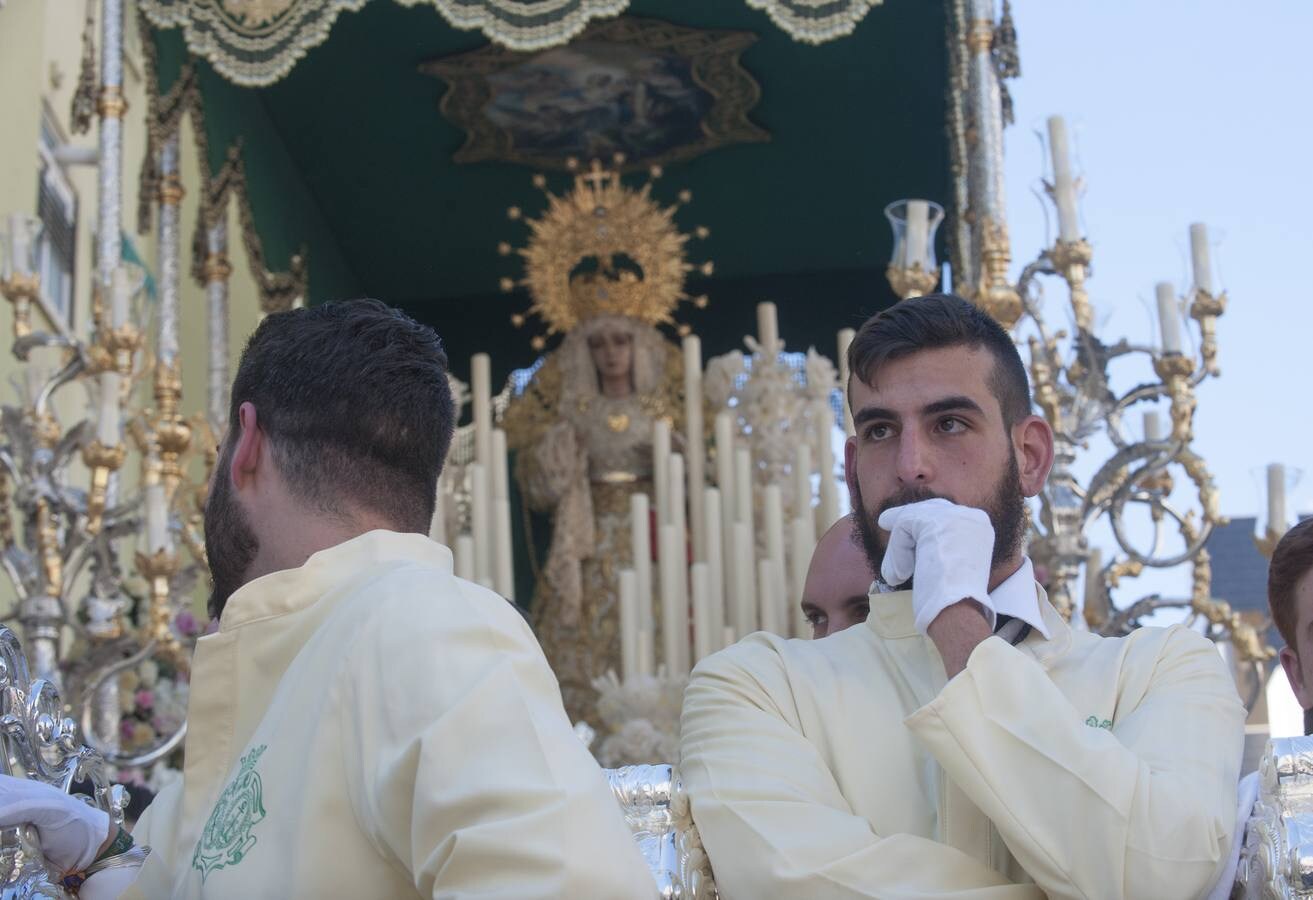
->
<box><xmin>864</xmin><ymin>423</ymin><xmax>892</xmax><ymax>441</ymax></box>
<box><xmin>936</xmin><ymin>417</ymin><xmax>967</xmax><ymax>434</ymax></box>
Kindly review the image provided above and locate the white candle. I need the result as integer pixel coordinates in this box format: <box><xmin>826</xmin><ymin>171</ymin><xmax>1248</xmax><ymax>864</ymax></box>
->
<box><xmin>793</xmin><ymin>443</ymin><xmax>813</xmax><ymax>524</ymax></box>
<box><xmin>1143</xmin><ymin>411</ymin><xmax>1163</xmax><ymax>443</ymax></box>
<box><xmin>714</xmin><ymin>412</ymin><xmax>736</xmax><ymax>599</ymax></box>
<box><xmin>734</xmin><ymin>447</ymin><xmax>754</xmax><ymax>527</ymax></box>
<box><xmin>618</xmin><ymin>568</ymin><xmax>639</xmax><ymax>683</ymax></box>
<box><xmin>905</xmin><ymin>200</ymin><xmax>930</xmax><ymax>269</ymax></box>
<box><xmin>96</xmin><ymin>371</ymin><xmax>121</xmax><ymax>446</ymax></box>
<box><xmin>702</xmin><ymin>486</ymin><xmax>725</xmax><ymax>646</ymax></box>
<box><xmin>691</xmin><ymin>562</ymin><xmax>713</xmax><ymax>664</ymax></box>
<box><xmin>817</xmin><ymin>427</ymin><xmax>841</xmax><ymax>533</ymax></box>
<box><xmin>491</xmin><ymin>429</ymin><xmax>515</xmax><ymax>602</ymax></box>
<box><xmin>764</xmin><ymin>484</ymin><xmax>787</xmax><ymax>630</ymax></box>
<box><xmin>756</xmin><ymin>301</ymin><xmax>779</xmax><ymax>357</ymax></box>
<box><xmin>429</xmin><ymin>472</ymin><xmax>447</xmax><ymax>546</ymax></box>
<box><xmin>1268</xmin><ymin>463</ymin><xmax>1289</xmax><ymax>536</ymax></box>
<box><xmin>669</xmin><ymin>452</ymin><xmax>689</xmax><ymax>642</ymax></box>
<box><xmin>652</xmin><ymin>418</ymin><xmax>671</xmax><ymax>527</ymax></box>
<box><xmin>630</xmin><ymin>493</ymin><xmax>654</xmax><ymax>651</ymax></box>
<box><xmin>658</xmin><ymin>523</ymin><xmax>687</xmax><ymax>674</ymax></box>
<box><xmin>471</xmin><ymin>354</ymin><xmax>493</xmax><ymax>584</ymax></box>
<box><xmin>1155</xmin><ymin>282</ymin><xmax>1183</xmax><ymax>355</ymax></box>
<box><xmin>110</xmin><ymin>266</ymin><xmax>131</xmax><ymax>329</ymax></box>
<box><xmin>454</xmin><ymin>534</ymin><xmax>475</xmax><ymax>581</ymax></box>
<box><xmin>758</xmin><ymin>558</ymin><xmax>779</xmax><ymax>635</ymax></box>
<box><xmin>733</xmin><ymin>521</ymin><xmax>757</xmax><ymax>636</ymax></box>
<box><xmin>469</xmin><ymin>462</ymin><xmax>492</xmax><ymax>586</ymax></box>
<box><xmin>8</xmin><ymin>215</ymin><xmax>31</xmax><ymax>276</ymax></box>
<box><xmin>837</xmin><ymin>328</ymin><xmax>856</xmax><ymax>436</ymax></box>
<box><xmin>1046</xmin><ymin>116</ymin><xmax>1081</xmax><ymax>242</ymax></box>
<box><xmin>145</xmin><ymin>482</ymin><xmax>170</xmax><ymax>554</ymax></box>
<box><xmin>1189</xmin><ymin>223</ymin><xmax>1213</xmax><ymax>295</ymax></box>
<box><xmin>682</xmin><ymin>335</ymin><xmax>706</xmax><ymax>562</ymax></box>
<box><xmin>722</xmin><ymin>625</ymin><xmax>737</xmax><ymax>649</ymax></box>
<box><xmin>791</xmin><ymin>517</ymin><xmax>815</xmax><ymax>638</ymax></box>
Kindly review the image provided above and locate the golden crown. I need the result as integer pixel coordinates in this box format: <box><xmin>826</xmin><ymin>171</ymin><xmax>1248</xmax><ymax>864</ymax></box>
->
<box><xmin>498</xmin><ymin>157</ymin><xmax>712</xmax><ymax>348</ymax></box>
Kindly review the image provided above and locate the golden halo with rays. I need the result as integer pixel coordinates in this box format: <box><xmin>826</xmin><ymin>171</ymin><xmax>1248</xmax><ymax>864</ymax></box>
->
<box><xmin>499</xmin><ymin>156</ymin><xmax>712</xmax><ymax>346</ymax></box>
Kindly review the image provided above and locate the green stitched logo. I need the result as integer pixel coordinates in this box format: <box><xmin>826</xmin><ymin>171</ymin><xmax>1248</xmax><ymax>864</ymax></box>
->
<box><xmin>1084</xmin><ymin>716</ymin><xmax>1112</xmax><ymax>730</ymax></box>
<box><xmin>191</xmin><ymin>744</ymin><xmax>268</xmax><ymax>883</ymax></box>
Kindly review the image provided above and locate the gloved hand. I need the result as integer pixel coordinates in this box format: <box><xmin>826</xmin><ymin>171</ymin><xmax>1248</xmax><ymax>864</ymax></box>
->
<box><xmin>877</xmin><ymin>498</ymin><xmax>996</xmax><ymax>635</ymax></box>
<box><xmin>0</xmin><ymin>773</ymin><xmax>110</xmax><ymax>873</ymax></box>
<box><xmin>80</xmin><ymin>863</ymin><xmax>143</xmax><ymax>900</ymax></box>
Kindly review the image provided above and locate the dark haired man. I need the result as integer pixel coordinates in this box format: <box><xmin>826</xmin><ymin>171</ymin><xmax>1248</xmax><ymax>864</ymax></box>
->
<box><xmin>0</xmin><ymin>300</ymin><xmax>650</xmax><ymax>898</ymax></box>
<box><xmin>1268</xmin><ymin>518</ymin><xmax>1313</xmax><ymax>735</ymax></box>
<box><xmin>680</xmin><ymin>294</ymin><xmax>1245</xmax><ymax>898</ymax></box>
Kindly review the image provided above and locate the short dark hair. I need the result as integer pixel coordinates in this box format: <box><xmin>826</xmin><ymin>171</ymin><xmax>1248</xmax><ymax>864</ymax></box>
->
<box><xmin>1270</xmin><ymin>518</ymin><xmax>1313</xmax><ymax>653</ymax></box>
<box><xmin>227</xmin><ymin>299</ymin><xmax>455</xmax><ymax>532</ymax></box>
<box><xmin>847</xmin><ymin>293</ymin><xmax>1032</xmax><ymax>426</ymax></box>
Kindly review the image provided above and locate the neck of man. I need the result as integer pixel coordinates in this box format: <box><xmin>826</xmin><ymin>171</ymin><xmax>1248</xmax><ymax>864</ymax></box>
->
<box><xmin>987</xmin><ymin>552</ymin><xmax>1026</xmax><ymax>594</ymax></box>
<box><xmin>246</xmin><ymin>503</ymin><xmax>398</xmax><ymax>586</ymax></box>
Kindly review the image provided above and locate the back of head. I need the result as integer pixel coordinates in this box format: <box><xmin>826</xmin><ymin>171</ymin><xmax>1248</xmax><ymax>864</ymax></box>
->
<box><xmin>1270</xmin><ymin>518</ymin><xmax>1313</xmax><ymax>652</ymax></box>
<box><xmin>846</xmin><ymin>293</ymin><xmax>1031</xmax><ymax>426</ymax></box>
<box><xmin>228</xmin><ymin>298</ymin><xmax>455</xmax><ymax>532</ymax></box>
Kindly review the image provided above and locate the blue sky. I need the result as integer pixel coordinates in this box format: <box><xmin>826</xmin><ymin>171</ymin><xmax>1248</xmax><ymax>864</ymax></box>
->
<box><xmin>1003</xmin><ymin>1</ymin><xmax>1312</xmax><ymax>533</ymax></box>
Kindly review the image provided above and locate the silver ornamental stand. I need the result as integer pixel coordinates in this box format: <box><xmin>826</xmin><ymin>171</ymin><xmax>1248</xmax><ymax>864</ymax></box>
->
<box><xmin>0</xmin><ymin>624</ymin><xmax>127</xmax><ymax>898</ymax></box>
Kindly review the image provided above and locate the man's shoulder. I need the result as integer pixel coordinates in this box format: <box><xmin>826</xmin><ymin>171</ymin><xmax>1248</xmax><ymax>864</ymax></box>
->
<box><xmin>690</xmin><ymin>625</ymin><xmax>876</xmax><ymax>697</ymax></box>
<box><xmin>1063</xmin><ymin>620</ymin><xmax>1231</xmax><ymax>684</ymax></box>
<box><xmin>333</xmin><ymin>561</ymin><xmax>536</xmax><ymax>654</ymax></box>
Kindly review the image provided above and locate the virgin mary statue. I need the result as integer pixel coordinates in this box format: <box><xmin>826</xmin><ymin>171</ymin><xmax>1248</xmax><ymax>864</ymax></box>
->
<box><xmin>504</xmin><ymin>313</ymin><xmax>683</xmax><ymax>724</ymax></box>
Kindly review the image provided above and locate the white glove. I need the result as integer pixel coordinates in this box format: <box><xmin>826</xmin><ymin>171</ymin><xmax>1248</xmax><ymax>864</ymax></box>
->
<box><xmin>877</xmin><ymin>498</ymin><xmax>996</xmax><ymax>635</ymax></box>
<box><xmin>79</xmin><ymin>864</ymin><xmax>143</xmax><ymax>900</ymax></box>
<box><xmin>0</xmin><ymin>773</ymin><xmax>110</xmax><ymax>873</ymax></box>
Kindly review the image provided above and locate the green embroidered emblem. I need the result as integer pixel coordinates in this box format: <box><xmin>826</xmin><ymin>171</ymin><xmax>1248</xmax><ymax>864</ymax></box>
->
<box><xmin>1084</xmin><ymin>716</ymin><xmax>1112</xmax><ymax>730</ymax></box>
<box><xmin>191</xmin><ymin>744</ymin><xmax>268</xmax><ymax>883</ymax></box>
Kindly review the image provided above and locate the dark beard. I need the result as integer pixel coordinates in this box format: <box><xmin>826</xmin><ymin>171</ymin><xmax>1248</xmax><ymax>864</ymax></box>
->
<box><xmin>851</xmin><ymin>452</ymin><xmax>1028</xmax><ymax>590</ymax></box>
<box><xmin>203</xmin><ymin>440</ymin><xmax>260</xmax><ymax>622</ymax></box>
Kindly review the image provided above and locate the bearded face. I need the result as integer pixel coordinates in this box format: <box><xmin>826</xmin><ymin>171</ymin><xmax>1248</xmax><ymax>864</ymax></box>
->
<box><xmin>203</xmin><ymin>437</ymin><xmax>260</xmax><ymax>622</ymax></box>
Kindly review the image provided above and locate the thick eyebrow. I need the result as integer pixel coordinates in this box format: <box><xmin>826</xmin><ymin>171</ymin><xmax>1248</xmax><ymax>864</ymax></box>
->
<box><xmin>921</xmin><ymin>395</ymin><xmax>985</xmax><ymax>417</ymax></box>
<box><xmin>853</xmin><ymin>395</ymin><xmax>984</xmax><ymax>428</ymax></box>
<box><xmin>845</xmin><ymin>594</ymin><xmax>871</xmax><ymax>610</ymax></box>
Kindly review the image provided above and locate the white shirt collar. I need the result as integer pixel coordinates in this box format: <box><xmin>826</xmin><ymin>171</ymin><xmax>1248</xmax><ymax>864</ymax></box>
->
<box><xmin>990</xmin><ymin>557</ymin><xmax>1050</xmax><ymax>639</ymax></box>
<box><xmin>871</xmin><ymin>556</ymin><xmax>1050</xmax><ymax>639</ymax></box>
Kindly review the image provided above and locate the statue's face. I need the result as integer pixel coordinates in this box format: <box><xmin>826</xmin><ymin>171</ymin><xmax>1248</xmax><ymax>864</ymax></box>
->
<box><xmin>588</xmin><ymin>328</ymin><xmax>634</xmax><ymax>383</ymax></box>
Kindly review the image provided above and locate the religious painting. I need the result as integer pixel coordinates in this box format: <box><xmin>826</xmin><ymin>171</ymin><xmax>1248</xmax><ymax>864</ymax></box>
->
<box><xmin>420</xmin><ymin>17</ymin><xmax>769</xmax><ymax>172</ymax></box>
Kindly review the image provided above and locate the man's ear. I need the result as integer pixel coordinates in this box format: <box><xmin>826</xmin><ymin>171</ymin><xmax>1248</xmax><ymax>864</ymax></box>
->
<box><xmin>1014</xmin><ymin>414</ymin><xmax>1055</xmax><ymax>497</ymax></box>
<box><xmin>843</xmin><ymin>435</ymin><xmax>859</xmax><ymax>511</ymax></box>
<box><xmin>1281</xmin><ymin>646</ymin><xmax>1313</xmax><ymax>710</ymax></box>
<box><xmin>230</xmin><ymin>402</ymin><xmax>264</xmax><ymax>491</ymax></box>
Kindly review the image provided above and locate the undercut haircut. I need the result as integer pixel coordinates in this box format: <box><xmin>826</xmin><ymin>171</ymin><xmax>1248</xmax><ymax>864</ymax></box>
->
<box><xmin>1270</xmin><ymin>518</ymin><xmax>1313</xmax><ymax>654</ymax></box>
<box><xmin>847</xmin><ymin>293</ymin><xmax>1032</xmax><ymax>427</ymax></box>
<box><xmin>226</xmin><ymin>298</ymin><xmax>455</xmax><ymax>533</ymax></box>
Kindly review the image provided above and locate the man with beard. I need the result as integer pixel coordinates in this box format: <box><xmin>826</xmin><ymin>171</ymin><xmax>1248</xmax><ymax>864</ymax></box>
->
<box><xmin>679</xmin><ymin>293</ymin><xmax>1245</xmax><ymax>898</ymax></box>
<box><xmin>0</xmin><ymin>300</ymin><xmax>651</xmax><ymax>898</ymax></box>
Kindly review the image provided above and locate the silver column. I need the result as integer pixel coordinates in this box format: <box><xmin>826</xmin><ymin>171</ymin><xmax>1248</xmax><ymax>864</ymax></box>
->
<box><xmin>157</xmin><ymin>134</ymin><xmax>182</xmax><ymax>367</ymax></box>
<box><xmin>205</xmin><ymin>220</ymin><xmax>231</xmax><ymax>436</ymax></box>
<box><xmin>95</xmin><ymin>0</ymin><xmax>125</xmax><ymax>297</ymax></box>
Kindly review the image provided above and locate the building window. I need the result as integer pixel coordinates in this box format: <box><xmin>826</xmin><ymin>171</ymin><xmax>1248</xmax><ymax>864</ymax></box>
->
<box><xmin>37</xmin><ymin>114</ymin><xmax>77</xmax><ymax>327</ymax></box>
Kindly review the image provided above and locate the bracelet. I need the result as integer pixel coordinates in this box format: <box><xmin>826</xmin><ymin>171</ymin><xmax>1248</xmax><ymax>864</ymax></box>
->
<box><xmin>93</xmin><ymin>825</ymin><xmax>134</xmax><ymax>864</ymax></box>
<box><xmin>84</xmin><ymin>844</ymin><xmax>150</xmax><ymax>876</ymax></box>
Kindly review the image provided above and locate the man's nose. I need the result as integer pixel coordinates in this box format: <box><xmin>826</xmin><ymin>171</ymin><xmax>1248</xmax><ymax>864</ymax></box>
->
<box><xmin>894</xmin><ymin>431</ymin><xmax>933</xmax><ymax>484</ymax></box>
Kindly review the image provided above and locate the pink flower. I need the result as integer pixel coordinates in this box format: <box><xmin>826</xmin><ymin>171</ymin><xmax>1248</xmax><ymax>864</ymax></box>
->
<box><xmin>134</xmin><ymin>689</ymin><xmax>154</xmax><ymax>711</ymax></box>
<box><xmin>175</xmin><ymin>610</ymin><xmax>198</xmax><ymax>636</ymax></box>
<box><xmin>120</xmin><ymin>719</ymin><xmax>136</xmax><ymax>741</ymax></box>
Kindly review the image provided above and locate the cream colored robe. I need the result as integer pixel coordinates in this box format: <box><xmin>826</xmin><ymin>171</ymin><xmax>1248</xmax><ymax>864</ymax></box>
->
<box><xmin>125</xmin><ymin>530</ymin><xmax>652</xmax><ymax>899</ymax></box>
<box><xmin>679</xmin><ymin>587</ymin><xmax>1245</xmax><ymax>900</ymax></box>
